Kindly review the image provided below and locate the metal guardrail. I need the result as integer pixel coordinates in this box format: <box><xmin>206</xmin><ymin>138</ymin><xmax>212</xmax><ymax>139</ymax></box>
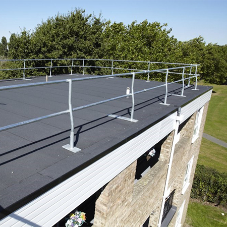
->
<box><xmin>0</xmin><ymin>59</ymin><xmax>199</xmax><ymax>152</ymax></box>
<box><xmin>0</xmin><ymin>58</ymin><xmax>195</xmax><ymax>79</ymax></box>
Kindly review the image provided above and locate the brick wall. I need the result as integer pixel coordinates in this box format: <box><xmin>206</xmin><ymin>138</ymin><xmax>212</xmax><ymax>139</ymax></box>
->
<box><xmin>175</xmin><ymin>102</ymin><xmax>209</xmax><ymax>226</ymax></box>
<box><xmin>93</xmin><ymin>131</ymin><xmax>174</xmax><ymax>227</ymax></box>
<box><xmin>93</xmin><ymin>102</ymin><xmax>209</xmax><ymax>227</ymax></box>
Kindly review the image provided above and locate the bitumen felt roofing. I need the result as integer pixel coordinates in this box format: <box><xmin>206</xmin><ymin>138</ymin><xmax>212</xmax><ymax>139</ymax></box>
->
<box><xmin>0</xmin><ymin>73</ymin><xmax>212</xmax><ymax>219</ymax></box>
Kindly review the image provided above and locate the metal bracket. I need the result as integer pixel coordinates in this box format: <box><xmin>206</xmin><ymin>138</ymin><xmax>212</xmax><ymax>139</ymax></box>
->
<box><xmin>108</xmin><ymin>114</ymin><xmax>138</xmax><ymax>123</ymax></box>
<box><xmin>62</xmin><ymin>144</ymin><xmax>81</xmax><ymax>153</ymax></box>
<box><xmin>171</xmin><ymin>94</ymin><xmax>186</xmax><ymax>97</ymax></box>
<box><xmin>160</xmin><ymin>102</ymin><xmax>170</xmax><ymax>106</ymax></box>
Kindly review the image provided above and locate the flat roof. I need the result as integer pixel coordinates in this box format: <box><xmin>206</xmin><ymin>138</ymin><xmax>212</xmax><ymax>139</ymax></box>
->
<box><xmin>0</xmin><ymin>74</ymin><xmax>212</xmax><ymax>219</ymax></box>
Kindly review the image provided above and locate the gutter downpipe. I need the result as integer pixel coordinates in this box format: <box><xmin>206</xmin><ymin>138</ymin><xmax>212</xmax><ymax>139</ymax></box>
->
<box><xmin>158</xmin><ymin>107</ymin><xmax>181</xmax><ymax>227</ymax></box>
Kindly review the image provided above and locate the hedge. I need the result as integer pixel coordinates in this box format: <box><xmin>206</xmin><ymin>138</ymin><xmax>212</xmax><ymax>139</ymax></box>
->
<box><xmin>191</xmin><ymin>164</ymin><xmax>227</xmax><ymax>206</ymax></box>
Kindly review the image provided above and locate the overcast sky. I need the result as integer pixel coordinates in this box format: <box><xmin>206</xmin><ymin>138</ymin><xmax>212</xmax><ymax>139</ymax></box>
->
<box><xmin>0</xmin><ymin>0</ymin><xmax>226</xmax><ymax>45</ymax></box>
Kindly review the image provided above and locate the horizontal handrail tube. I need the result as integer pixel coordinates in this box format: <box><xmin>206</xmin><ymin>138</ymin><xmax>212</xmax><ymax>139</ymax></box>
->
<box><xmin>0</xmin><ymin>66</ymin><xmax>194</xmax><ymax>75</ymax></box>
<box><xmin>0</xmin><ymin>79</ymin><xmax>67</xmax><ymax>90</ymax></box>
<box><xmin>167</xmin><ymin>75</ymin><xmax>198</xmax><ymax>85</ymax></box>
<box><xmin>0</xmin><ymin>67</ymin><xmax>198</xmax><ymax>91</ymax></box>
<box><xmin>0</xmin><ymin>72</ymin><xmax>134</xmax><ymax>91</ymax></box>
<box><xmin>0</xmin><ymin>58</ymin><xmax>199</xmax><ymax>66</ymax></box>
<box><xmin>72</xmin><ymin>94</ymin><xmax>128</xmax><ymax>112</ymax></box>
<box><xmin>0</xmin><ymin>74</ymin><xmax>196</xmax><ymax>132</ymax></box>
<box><xmin>0</xmin><ymin>66</ymin><xmax>49</xmax><ymax>71</ymax></box>
<box><xmin>0</xmin><ymin>110</ymin><xmax>69</xmax><ymax>132</ymax></box>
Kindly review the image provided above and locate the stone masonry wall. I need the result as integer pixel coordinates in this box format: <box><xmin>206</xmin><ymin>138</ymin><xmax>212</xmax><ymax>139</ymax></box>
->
<box><xmin>93</xmin><ymin>131</ymin><xmax>174</xmax><ymax>227</ymax></box>
<box><xmin>93</xmin><ymin>101</ymin><xmax>209</xmax><ymax>227</ymax></box>
<box><xmin>167</xmin><ymin>102</ymin><xmax>209</xmax><ymax>227</ymax></box>
<box><xmin>173</xmin><ymin>102</ymin><xmax>209</xmax><ymax>227</ymax></box>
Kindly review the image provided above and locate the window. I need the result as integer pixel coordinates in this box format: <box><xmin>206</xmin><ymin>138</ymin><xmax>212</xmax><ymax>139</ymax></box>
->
<box><xmin>161</xmin><ymin>190</ymin><xmax>177</xmax><ymax>227</ymax></box>
<box><xmin>134</xmin><ymin>141</ymin><xmax>162</xmax><ymax>183</ymax></box>
<box><xmin>53</xmin><ymin>186</ymin><xmax>106</xmax><ymax>227</ymax></box>
<box><xmin>141</xmin><ymin>217</ymin><xmax>150</xmax><ymax>227</ymax></box>
<box><xmin>192</xmin><ymin>106</ymin><xmax>204</xmax><ymax>143</ymax></box>
<box><xmin>175</xmin><ymin>200</ymin><xmax>185</xmax><ymax>227</ymax></box>
<box><xmin>182</xmin><ymin>156</ymin><xmax>194</xmax><ymax>194</ymax></box>
<box><xmin>162</xmin><ymin>190</ymin><xmax>175</xmax><ymax>222</ymax></box>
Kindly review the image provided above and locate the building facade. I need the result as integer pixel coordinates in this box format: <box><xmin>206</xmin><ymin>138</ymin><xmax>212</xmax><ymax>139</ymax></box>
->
<box><xmin>92</xmin><ymin>102</ymin><xmax>209</xmax><ymax>227</ymax></box>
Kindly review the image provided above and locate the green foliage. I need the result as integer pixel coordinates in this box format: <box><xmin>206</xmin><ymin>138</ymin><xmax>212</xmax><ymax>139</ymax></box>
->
<box><xmin>0</xmin><ymin>36</ymin><xmax>8</xmax><ymax>57</ymax></box>
<box><xmin>203</xmin><ymin>44</ymin><xmax>227</xmax><ymax>84</ymax></box>
<box><xmin>8</xmin><ymin>31</ymin><xmax>31</xmax><ymax>59</ymax></box>
<box><xmin>101</xmin><ymin>20</ymin><xmax>179</xmax><ymax>62</ymax></box>
<box><xmin>1</xmin><ymin>8</ymin><xmax>226</xmax><ymax>83</ymax></box>
<box><xmin>29</xmin><ymin>9</ymin><xmax>104</xmax><ymax>60</ymax></box>
<box><xmin>191</xmin><ymin>164</ymin><xmax>227</xmax><ymax>206</ymax></box>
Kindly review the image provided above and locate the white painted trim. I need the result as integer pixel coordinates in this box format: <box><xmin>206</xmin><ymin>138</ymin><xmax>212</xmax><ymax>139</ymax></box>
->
<box><xmin>158</xmin><ymin>107</ymin><xmax>181</xmax><ymax>227</ymax></box>
<box><xmin>175</xmin><ymin>200</ymin><xmax>185</xmax><ymax>227</ymax></box>
<box><xmin>180</xmin><ymin>90</ymin><xmax>211</xmax><ymax>124</ymax></box>
<box><xmin>192</xmin><ymin>106</ymin><xmax>204</xmax><ymax>143</ymax></box>
<box><xmin>175</xmin><ymin>132</ymin><xmax>180</xmax><ymax>144</ymax></box>
<box><xmin>182</xmin><ymin>156</ymin><xmax>194</xmax><ymax>195</ymax></box>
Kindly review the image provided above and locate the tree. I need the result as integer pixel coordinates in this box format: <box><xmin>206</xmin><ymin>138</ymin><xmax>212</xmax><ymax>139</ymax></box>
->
<box><xmin>8</xmin><ymin>31</ymin><xmax>31</xmax><ymax>59</ymax></box>
<box><xmin>4</xmin><ymin>8</ymin><xmax>227</xmax><ymax>84</ymax></box>
<box><xmin>202</xmin><ymin>44</ymin><xmax>227</xmax><ymax>84</ymax></box>
<box><xmin>0</xmin><ymin>36</ymin><xmax>8</xmax><ymax>57</ymax></box>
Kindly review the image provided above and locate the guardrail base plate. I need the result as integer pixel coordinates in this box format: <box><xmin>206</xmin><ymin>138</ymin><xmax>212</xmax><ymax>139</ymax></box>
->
<box><xmin>62</xmin><ymin>144</ymin><xmax>81</xmax><ymax>153</ymax></box>
<box><xmin>108</xmin><ymin>114</ymin><xmax>138</xmax><ymax>123</ymax></box>
<box><xmin>171</xmin><ymin>94</ymin><xmax>186</xmax><ymax>97</ymax></box>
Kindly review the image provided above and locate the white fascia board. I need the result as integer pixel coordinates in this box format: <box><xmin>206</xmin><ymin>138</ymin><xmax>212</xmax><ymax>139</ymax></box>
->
<box><xmin>180</xmin><ymin>90</ymin><xmax>212</xmax><ymax>124</ymax></box>
<box><xmin>0</xmin><ymin>112</ymin><xmax>176</xmax><ymax>227</ymax></box>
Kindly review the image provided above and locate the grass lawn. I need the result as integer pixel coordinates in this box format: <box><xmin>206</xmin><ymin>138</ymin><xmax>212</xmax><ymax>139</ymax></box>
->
<box><xmin>185</xmin><ymin>200</ymin><xmax>227</xmax><ymax>227</ymax></box>
<box><xmin>198</xmin><ymin>81</ymin><xmax>227</xmax><ymax>143</ymax></box>
<box><xmin>198</xmin><ymin>138</ymin><xmax>227</xmax><ymax>173</ymax></box>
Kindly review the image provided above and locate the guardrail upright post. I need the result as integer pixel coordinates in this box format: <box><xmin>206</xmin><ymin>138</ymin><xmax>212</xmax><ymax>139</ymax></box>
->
<box><xmin>49</xmin><ymin>59</ymin><xmax>53</xmax><ymax>77</ymax></box>
<box><xmin>146</xmin><ymin>61</ymin><xmax>150</xmax><ymax>82</ymax></box>
<box><xmin>62</xmin><ymin>79</ymin><xmax>81</xmax><ymax>153</ymax></box>
<box><xmin>68</xmin><ymin>79</ymin><xmax>74</xmax><ymax>150</ymax></box>
<box><xmin>181</xmin><ymin>67</ymin><xmax>185</xmax><ymax>96</ymax></box>
<box><xmin>192</xmin><ymin>65</ymin><xmax>199</xmax><ymax>90</ymax></box>
<box><xmin>187</xmin><ymin>65</ymin><xmax>192</xmax><ymax>87</ymax></box>
<box><xmin>83</xmin><ymin>59</ymin><xmax>85</xmax><ymax>75</ymax></box>
<box><xmin>23</xmin><ymin>60</ymin><xmax>26</xmax><ymax>80</ymax></box>
<box><xmin>160</xmin><ymin>69</ymin><xmax>170</xmax><ymax>106</ymax></box>
<box><xmin>111</xmin><ymin>60</ymin><xmax>114</xmax><ymax>75</ymax></box>
<box><xmin>70</xmin><ymin>59</ymin><xmax>73</xmax><ymax>75</ymax></box>
<box><xmin>130</xmin><ymin>72</ymin><xmax>136</xmax><ymax>122</ymax></box>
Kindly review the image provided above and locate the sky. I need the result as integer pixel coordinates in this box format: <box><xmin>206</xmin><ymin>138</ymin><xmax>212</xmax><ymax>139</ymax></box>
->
<box><xmin>0</xmin><ymin>0</ymin><xmax>226</xmax><ymax>45</ymax></box>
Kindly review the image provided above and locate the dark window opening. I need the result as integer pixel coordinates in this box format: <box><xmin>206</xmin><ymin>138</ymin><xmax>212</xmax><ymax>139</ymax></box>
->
<box><xmin>53</xmin><ymin>186</ymin><xmax>106</xmax><ymax>227</ymax></box>
<box><xmin>177</xmin><ymin>116</ymin><xmax>190</xmax><ymax>134</ymax></box>
<box><xmin>142</xmin><ymin>216</ymin><xmax>150</xmax><ymax>227</ymax></box>
<box><xmin>162</xmin><ymin>189</ymin><xmax>175</xmax><ymax>222</ymax></box>
<box><xmin>135</xmin><ymin>139</ymin><xmax>164</xmax><ymax>181</ymax></box>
